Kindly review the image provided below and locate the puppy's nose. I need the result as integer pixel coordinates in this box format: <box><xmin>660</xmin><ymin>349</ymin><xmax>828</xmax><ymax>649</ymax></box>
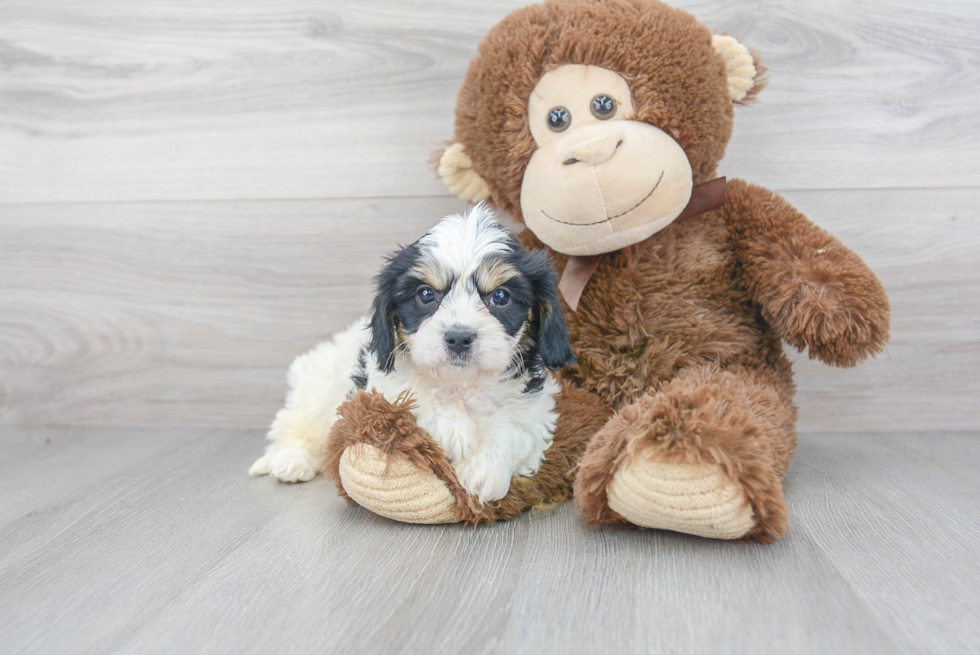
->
<box><xmin>444</xmin><ymin>329</ymin><xmax>477</xmax><ymax>355</ymax></box>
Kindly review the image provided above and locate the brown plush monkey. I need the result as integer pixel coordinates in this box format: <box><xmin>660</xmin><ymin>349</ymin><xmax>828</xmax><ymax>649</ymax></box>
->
<box><xmin>327</xmin><ymin>0</ymin><xmax>889</xmax><ymax>542</ymax></box>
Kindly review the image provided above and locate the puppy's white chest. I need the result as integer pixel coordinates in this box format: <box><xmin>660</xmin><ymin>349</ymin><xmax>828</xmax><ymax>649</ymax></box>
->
<box><xmin>440</xmin><ymin>385</ymin><xmax>499</xmax><ymax>418</ymax></box>
<box><xmin>408</xmin><ymin>392</ymin><xmax>490</xmax><ymax>468</ymax></box>
<box><xmin>412</xmin><ymin>383</ymin><xmax>504</xmax><ymax>455</ymax></box>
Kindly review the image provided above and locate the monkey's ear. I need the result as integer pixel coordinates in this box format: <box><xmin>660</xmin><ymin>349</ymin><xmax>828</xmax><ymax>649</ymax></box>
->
<box><xmin>712</xmin><ymin>34</ymin><xmax>765</xmax><ymax>103</ymax></box>
<box><xmin>438</xmin><ymin>143</ymin><xmax>491</xmax><ymax>203</ymax></box>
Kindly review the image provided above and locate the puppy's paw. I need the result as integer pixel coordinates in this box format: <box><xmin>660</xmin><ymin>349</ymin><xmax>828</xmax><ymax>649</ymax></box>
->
<box><xmin>249</xmin><ymin>456</ymin><xmax>271</xmax><ymax>476</ymax></box>
<box><xmin>455</xmin><ymin>454</ymin><xmax>512</xmax><ymax>505</ymax></box>
<box><xmin>268</xmin><ymin>447</ymin><xmax>319</xmax><ymax>483</ymax></box>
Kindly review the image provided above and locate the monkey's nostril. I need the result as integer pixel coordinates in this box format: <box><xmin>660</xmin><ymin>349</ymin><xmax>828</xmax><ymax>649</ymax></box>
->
<box><xmin>563</xmin><ymin>158</ymin><xmax>579</xmax><ymax>166</ymax></box>
<box><xmin>616</xmin><ymin>140</ymin><xmax>623</xmax><ymax>149</ymax></box>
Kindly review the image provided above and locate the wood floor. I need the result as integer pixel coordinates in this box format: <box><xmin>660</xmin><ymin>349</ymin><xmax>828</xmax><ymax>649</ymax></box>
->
<box><xmin>1</xmin><ymin>428</ymin><xmax>978</xmax><ymax>654</ymax></box>
<box><xmin>1</xmin><ymin>1</ymin><xmax>978</xmax><ymax>653</ymax></box>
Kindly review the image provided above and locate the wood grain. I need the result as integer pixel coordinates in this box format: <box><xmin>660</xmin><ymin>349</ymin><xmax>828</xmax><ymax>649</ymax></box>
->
<box><xmin>789</xmin><ymin>432</ymin><xmax>980</xmax><ymax>655</ymax></box>
<box><xmin>0</xmin><ymin>195</ymin><xmax>472</xmax><ymax>427</ymax></box>
<box><xmin>1</xmin><ymin>0</ymin><xmax>978</xmax><ymax>203</ymax></box>
<box><xmin>780</xmin><ymin>187</ymin><xmax>980</xmax><ymax>433</ymax></box>
<box><xmin>1</xmin><ymin>190</ymin><xmax>976</xmax><ymax>432</ymax></box>
<box><xmin>2</xmin><ymin>1</ymin><xmax>978</xmax><ymax>653</ymax></box>
<box><xmin>0</xmin><ymin>427</ymin><xmax>976</xmax><ymax>654</ymax></box>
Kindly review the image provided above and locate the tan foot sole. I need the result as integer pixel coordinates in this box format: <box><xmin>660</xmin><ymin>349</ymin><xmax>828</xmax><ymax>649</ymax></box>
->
<box><xmin>338</xmin><ymin>444</ymin><xmax>458</xmax><ymax>524</ymax></box>
<box><xmin>607</xmin><ymin>456</ymin><xmax>755</xmax><ymax>539</ymax></box>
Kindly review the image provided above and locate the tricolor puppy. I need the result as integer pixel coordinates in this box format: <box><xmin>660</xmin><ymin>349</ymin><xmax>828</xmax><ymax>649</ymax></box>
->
<box><xmin>250</xmin><ymin>204</ymin><xmax>574</xmax><ymax>503</ymax></box>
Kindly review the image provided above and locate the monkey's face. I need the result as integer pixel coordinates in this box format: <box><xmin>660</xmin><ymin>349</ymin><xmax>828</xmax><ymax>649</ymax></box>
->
<box><xmin>439</xmin><ymin>2</ymin><xmax>762</xmax><ymax>252</ymax></box>
<box><xmin>520</xmin><ymin>65</ymin><xmax>694</xmax><ymax>256</ymax></box>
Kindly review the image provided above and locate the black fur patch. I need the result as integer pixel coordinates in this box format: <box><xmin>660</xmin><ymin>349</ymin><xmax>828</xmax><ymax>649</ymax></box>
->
<box><xmin>472</xmin><ymin>235</ymin><xmax>574</xmax><ymax>393</ymax></box>
<box><xmin>349</xmin><ymin>348</ymin><xmax>368</xmax><ymax>393</ymax></box>
<box><xmin>369</xmin><ymin>241</ymin><xmax>452</xmax><ymax>372</ymax></box>
<box><xmin>485</xmin><ymin>241</ymin><xmax>575</xmax><ymax>376</ymax></box>
<box><xmin>518</xmin><ymin>248</ymin><xmax>575</xmax><ymax>371</ymax></box>
<box><xmin>477</xmin><ymin>270</ymin><xmax>533</xmax><ymax>337</ymax></box>
<box><xmin>514</xmin><ymin>352</ymin><xmax>548</xmax><ymax>394</ymax></box>
<box><xmin>370</xmin><ymin>222</ymin><xmax>573</xmax><ymax>385</ymax></box>
<box><xmin>370</xmin><ymin>242</ymin><xmax>423</xmax><ymax>373</ymax></box>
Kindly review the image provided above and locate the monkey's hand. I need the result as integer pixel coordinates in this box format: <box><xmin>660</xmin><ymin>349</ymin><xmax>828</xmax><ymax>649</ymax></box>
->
<box><xmin>724</xmin><ymin>179</ymin><xmax>890</xmax><ymax>367</ymax></box>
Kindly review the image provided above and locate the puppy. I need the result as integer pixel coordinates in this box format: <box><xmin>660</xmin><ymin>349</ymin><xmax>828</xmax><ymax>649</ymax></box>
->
<box><xmin>250</xmin><ymin>204</ymin><xmax>574</xmax><ymax>503</ymax></box>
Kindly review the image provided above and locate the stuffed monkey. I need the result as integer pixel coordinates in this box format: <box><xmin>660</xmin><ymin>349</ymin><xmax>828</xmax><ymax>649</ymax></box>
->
<box><xmin>328</xmin><ymin>0</ymin><xmax>889</xmax><ymax>541</ymax></box>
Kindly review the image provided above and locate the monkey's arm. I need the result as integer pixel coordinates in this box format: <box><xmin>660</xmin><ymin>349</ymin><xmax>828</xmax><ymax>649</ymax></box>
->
<box><xmin>722</xmin><ymin>178</ymin><xmax>890</xmax><ymax>367</ymax></box>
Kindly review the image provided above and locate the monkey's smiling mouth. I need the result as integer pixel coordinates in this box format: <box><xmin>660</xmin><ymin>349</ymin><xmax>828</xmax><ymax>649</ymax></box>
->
<box><xmin>541</xmin><ymin>170</ymin><xmax>664</xmax><ymax>226</ymax></box>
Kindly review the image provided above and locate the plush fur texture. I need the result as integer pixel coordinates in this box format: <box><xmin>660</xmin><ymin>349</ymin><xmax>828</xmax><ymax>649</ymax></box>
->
<box><xmin>321</xmin><ymin>0</ymin><xmax>890</xmax><ymax>538</ymax></box>
<box><xmin>325</xmin><ymin>380</ymin><xmax>611</xmax><ymax>524</ymax></box>
<box><xmin>253</xmin><ymin>205</ymin><xmax>576</xmax><ymax>505</ymax></box>
<box><xmin>359</xmin><ymin>205</ymin><xmax>573</xmax><ymax>503</ymax></box>
<box><xmin>573</xmin><ymin>363</ymin><xmax>797</xmax><ymax>542</ymax></box>
<box><xmin>438</xmin><ymin>0</ymin><xmax>887</xmax><ymax>540</ymax></box>
<box><xmin>249</xmin><ymin>318</ymin><xmax>368</xmax><ymax>483</ymax></box>
<box><xmin>452</xmin><ymin>0</ymin><xmax>766</xmax><ymax>221</ymax></box>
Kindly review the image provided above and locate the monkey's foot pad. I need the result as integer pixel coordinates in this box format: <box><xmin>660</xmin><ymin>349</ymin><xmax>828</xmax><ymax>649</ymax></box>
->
<box><xmin>339</xmin><ymin>444</ymin><xmax>458</xmax><ymax>524</ymax></box>
<box><xmin>607</xmin><ymin>457</ymin><xmax>755</xmax><ymax>539</ymax></box>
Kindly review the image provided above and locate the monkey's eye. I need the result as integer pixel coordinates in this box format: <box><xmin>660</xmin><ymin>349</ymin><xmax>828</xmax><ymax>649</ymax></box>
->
<box><xmin>547</xmin><ymin>107</ymin><xmax>571</xmax><ymax>132</ymax></box>
<box><xmin>489</xmin><ymin>288</ymin><xmax>511</xmax><ymax>307</ymax></box>
<box><xmin>591</xmin><ymin>94</ymin><xmax>616</xmax><ymax>119</ymax></box>
<box><xmin>417</xmin><ymin>286</ymin><xmax>436</xmax><ymax>305</ymax></box>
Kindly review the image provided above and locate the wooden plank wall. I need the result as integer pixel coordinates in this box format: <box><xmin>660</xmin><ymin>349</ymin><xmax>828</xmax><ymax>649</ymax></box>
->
<box><xmin>1</xmin><ymin>0</ymin><xmax>978</xmax><ymax>432</ymax></box>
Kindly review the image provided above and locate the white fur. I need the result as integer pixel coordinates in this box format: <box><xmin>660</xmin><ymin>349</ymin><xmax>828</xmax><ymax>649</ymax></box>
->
<box><xmin>418</xmin><ymin>205</ymin><xmax>512</xmax><ymax>276</ymax></box>
<box><xmin>249</xmin><ymin>318</ymin><xmax>368</xmax><ymax>482</ymax></box>
<box><xmin>251</xmin><ymin>205</ymin><xmax>560</xmax><ymax>504</ymax></box>
<box><xmin>366</xmin><ymin>351</ymin><xmax>558</xmax><ymax>503</ymax></box>
<box><xmin>407</xmin><ymin>207</ymin><xmax>519</xmax><ymax>377</ymax></box>
<box><xmin>407</xmin><ymin>276</ymin><xmax>518</xmax><ymax>379</ymax></box>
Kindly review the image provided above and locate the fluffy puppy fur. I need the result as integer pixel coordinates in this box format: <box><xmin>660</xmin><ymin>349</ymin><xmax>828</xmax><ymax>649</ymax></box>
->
<box><xmin>250</xmin><ymin>204</ymin><xmax>574</xmax><ymax>503</ymax></box>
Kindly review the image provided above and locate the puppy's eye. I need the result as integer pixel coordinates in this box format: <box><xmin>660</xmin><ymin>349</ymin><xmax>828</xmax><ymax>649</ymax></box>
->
<box><xmin>417</xmin><ymin>286</ymin><xmax>436</xmax><ymax>305</ymax></box>
<box><xmin>547</xmin><ymin>107</ymin><xmax>571</xmax><ymax>132</ymax></box>
<box><xmin>590</xmin><ymin>94</ymin><xmax>616</xmax><ymax>119</ymax></box>
<box><xmin>489</xmin><ymin>288</ymin><xmax>510</xmax><ymax>307</ymax></box>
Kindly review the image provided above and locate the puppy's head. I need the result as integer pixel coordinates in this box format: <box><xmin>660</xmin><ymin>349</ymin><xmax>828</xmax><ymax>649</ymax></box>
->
<box><xmin>369</xmin><ymin>203</ymin><xmax>574</xmax><ymax>380</ymax></box>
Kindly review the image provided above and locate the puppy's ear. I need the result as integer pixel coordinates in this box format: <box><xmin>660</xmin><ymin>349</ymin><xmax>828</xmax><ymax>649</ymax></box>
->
<box><xmin>538</xmin><ymin>301</ymin><xmax>575</xmax><ymax>370</ymax></box>
<box><xmin>369</xmin><ymin>293</ymin><xmax>397</xmax><ymax>374</ymax></box>
<box><xmin>523</xmin><ymin>249</ymin><xmax>575</xmax><ymax>370</ymax></box>
<box><xmin>369</xmin><ymin>243</ymin><xmax>418</xmax><ymax>373</ymax></box>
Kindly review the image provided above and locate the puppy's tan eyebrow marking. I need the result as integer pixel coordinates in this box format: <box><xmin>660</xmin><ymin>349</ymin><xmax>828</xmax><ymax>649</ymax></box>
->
<box><xmin>410</xmin><ymin>261</ymin><xmax>450</xmax><ymax>289</ymax></box>
<box><xmin>474</xmin><ymin>258</ymin><xmax>518</xmax><ymax>293</ymax></box>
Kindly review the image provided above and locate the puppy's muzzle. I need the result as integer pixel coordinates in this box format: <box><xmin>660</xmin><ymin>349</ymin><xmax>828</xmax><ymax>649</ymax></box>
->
<box><xmin>444</xmin><ymin>328</ymin><xmax>477</xmax><ymax>357</ymax></box>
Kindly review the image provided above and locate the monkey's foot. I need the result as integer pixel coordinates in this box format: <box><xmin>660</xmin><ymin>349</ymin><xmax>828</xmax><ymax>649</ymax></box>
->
<box><xmin>338</xmin><ymin>443</ymin><xmax>458</xmax><ymax>524</ymax></box>
<box><xmin>607</xmin><ymin>456</ymin><xmax>755</xmax><ymax>540</ymax></box>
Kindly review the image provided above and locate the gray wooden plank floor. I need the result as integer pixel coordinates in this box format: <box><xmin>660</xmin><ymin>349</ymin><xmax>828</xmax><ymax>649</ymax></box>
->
<box><xmin>1</xmin><ymin>428</ymin><xmax>978</xmax><ymax>654</ymax></box>
<box><xmin>2</xmin><ymin>0</ymin><xmax>979</xmax><ymax>652</ymax></box>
